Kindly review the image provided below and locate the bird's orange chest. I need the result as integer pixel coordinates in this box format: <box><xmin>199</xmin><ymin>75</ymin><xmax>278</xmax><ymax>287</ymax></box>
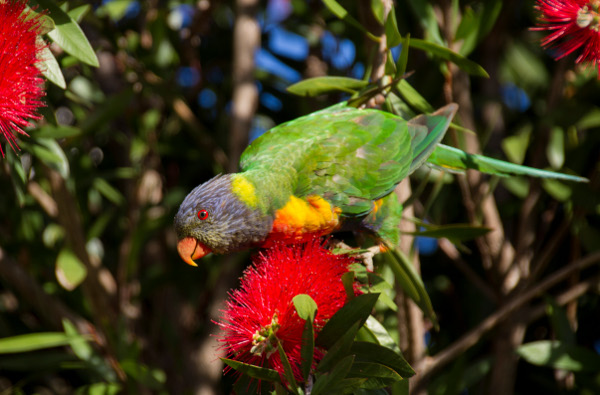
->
<box><xmin>262</xmin><ymin>195</ymin><xmax>342</xmax><ymax>246</ymax></box>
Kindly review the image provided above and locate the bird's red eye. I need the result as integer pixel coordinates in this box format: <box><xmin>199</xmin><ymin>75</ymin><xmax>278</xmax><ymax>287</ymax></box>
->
<box><xmin>197</xmin><ymin>210</ymin><xmax>209</xmax><ymax>220</ymax></box>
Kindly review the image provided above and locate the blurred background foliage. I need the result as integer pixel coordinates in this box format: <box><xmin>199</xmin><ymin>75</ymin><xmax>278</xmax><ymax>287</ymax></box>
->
<box><xmin>0</xmin><ymin>0</ymin><xmax>599</xmax><ymax>394</ymax></box>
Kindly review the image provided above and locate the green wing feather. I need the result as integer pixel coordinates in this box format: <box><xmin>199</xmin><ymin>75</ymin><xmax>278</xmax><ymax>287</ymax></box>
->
<box><xmin>427</xmin><ymin>144</ymin><xmax>588</xmax><ymax>183</ymax></box>
<box><xmin>240</xmin><ymin>102</ymin><xmax>458</xmax><ymax>216</ymax></box>
<box><xmin>240</xmin><ymin>103</ymin><xmax>457</xmax><ymax>216</ymax></box>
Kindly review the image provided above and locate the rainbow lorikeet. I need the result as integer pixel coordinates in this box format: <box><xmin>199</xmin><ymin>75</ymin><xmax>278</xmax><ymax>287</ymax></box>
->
<box><xmin>174</xmin><ymin>102</ymin><xmax>587</xmax><ymax>267</ymax></box>
<box><xmin>174</xmin><ymin>102</ymin><xmax>457</xmax><ymax>267</ymax></box>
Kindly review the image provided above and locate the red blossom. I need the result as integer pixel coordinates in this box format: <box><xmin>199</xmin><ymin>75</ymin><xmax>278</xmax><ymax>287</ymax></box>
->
<box><xmin>533</xmin><ymin>0</ymin><xmax>600</xmax><ymax>73</ymax></box>
<box><xmin>0</xmin><ymin>0</ymin><xmax>46</xmax><ymax>157</ymax></box>
<box><xmin>216</xmin><ymin>238</ymin><xmax>357</xmax><ymax>384</ymax></box>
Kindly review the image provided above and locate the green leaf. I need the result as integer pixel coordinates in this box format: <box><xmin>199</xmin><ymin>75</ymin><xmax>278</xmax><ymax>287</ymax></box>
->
<box><xmin>36</xmin><ymin>125</ymin><xmax>81</xmax><ymax>139</ymax></box>
<box><xmin>348</xmin><ymin>362</ymin><xmax>404</xmax><ymax>389</ymax></box>
<box><xmin>409</xmin><ymin>38</ymin><xmax>489</xmax><ymax>77</ymax></box>
<box><xmin>221</xmin><ymin>358</ymin><xmax>282</xmax><ymax>383</ymax></box>
<box><xmin>341</xmin><ymin>271</ymin><xmax>356</xmax><ymax>299</ymax></box>
<box><xmin>293</xmin><ymin>294</ymin><xmax>317</xmax><ymax>382</ymax></box>
<box><xmin>384</xmin><ymin>9</ymin><xmax>402</xmax><ymax>48</ymax></box>
<box><xmin>0</xmin><ymin>332</ymin><xmax>74</xmax><ymax>354</ymax></box>
<box><xmin>96</xmin><ymin>0</ymin><xmax>135</xmax><ymax>20</ymax></box>
<box><xmin>390</xmin><ymin>378</ymin><xmax>410</xmax><ymax>395</ymax></box>
<box><xmin>395</xmin><ymin>34</ymin><xmax>410</xmax><ymax>80</ymax></box>
<box><xmin>120</xmin><ymin>360</ymin><xmax>166</xmax><ymax>390</ymax></box>
<box><xmin>384</xmin><ymin>245</ymin><xmax>437</xmax><ymax>328</ymax></box>
<box><xmin>33</xmin><ymin>0</ymin><xmax>99</xmax><ymax>67</ymax></box>
<box><xmin>68</xmin><ymin>4</ymin><xmax>92</xmax><ymax>23</ymax></box>
<box><xmin>322</xmin><ymin>0</ymin><xmax>379</xmax><ymax>42</ymax></box>
<box><xmin>276</xmin><ymin>342</ymin><xmax>299</xmax><ymax>393</ymax></box>
<box><xmin>76</xmin><ymin>383</ymin><xmax>121</xmax><ymax>395</ymax></box>
<box><xmin>428</xmin><ymin>144</ymin><xmax>588</xmax><ymax>183</ymax></box>
<box><xmin>287</xmin><ymin>77</ymin><xmax>369</xmax><ymax>96</ymax></box>
<box><xmin>517</xmin><ymin>341</ymin><xmax>600</xmax><ymax>372</ymax></box>
<box><xmin>385</xmin><ymin>49</ymin><xmax>397</xmax><ymax>76</ymax></box>
<box><xmin>455</xmin><ymin>1</ymin><xmax>503</xmax><ymax>56</ymax></box>
<box><xmin>300</xmin><ymin>312</ymin><xmax>315</xmax><ymax>382</ymax></box>
<box><xmin>93</xmin><ymin>178</ymin><xmax>126</xmax><ymax>206</ymax></box>
<box><xmin>5</xmin><ymin>149</ymin><xmax>27</xmax><ymax>206</ymax></box>
<box><xmin>25</xmin><ymin>5</ymin><xmax>55</xmax><ymax>35</ymax></box>
<box><xmin>406</xmin><ymin>223</ymin><xmax>492</xmax><ymax>242</ymax></box>
<box><xmin>312</xmin><ymin>355</ymin><xmax>355</xmax><ymax>395</ymax></box>
<box><xmin>56</xmin><ymin>248</ymin><xmax>87</xmax><ymax>291</ymax></box>
<box><xmin>363</xmin><ymin>316</ymin><xmax>400</xmax><ymax>352</ymax></box>
<box><xmin>501</xmin><ymin>177</ymin><xmax>529</xmax><ymax>199</ymax></box>
<box><xmin>405</xmin><ymin>0</ymin><xmax>444</xmax><ymax>45</ymax></box>
<box><xmin>396</xmin><ymin>80</ymin><xmax>434</xmax><ymax>113</ymax></box>
<box><xmin>23</xmin><ymin>138</ymin><xmax>70</xmax><ymax>178</ymax></box>
<box><xmin>37</xmin><ymin>41</ymin><xmax>66</xmax><ymax>89</ymax></box>
<box><xmin>576</xmin><ymin>107</ymin><xmax>600</xmax><ymax>129</ymax></box>
<box><xmin>547</xmin><ymin>127</ymin><xmax>565</xmax><ymax>169</ymax></box>
<box><xmin>293</xmin><ymin>294</ymin><xmax>317</xmax><ymax>321</ymax></box>
<box><xmin>501</xmin><ymin>126</ymin><xmax>531</xmax><ymax>165</ymax></box>
<box><xmin>316</xmin><ymin>293</ymin><xmax>380</xmax><ymax>349</ymax></box>
<box><xmin>503</xmin><ymin>41</ymin><xmax>550</xmax><ymax>89</ymax></box>
<box><xmin>317</xmin><ymin>322</ymin><xmax>360</xmax><ymax>373</ymax></box>
<box><xmin>62</xmin><ymin>320</ymin><xmax>92</xmax><ymax>361</ymax></box>
<box><xmin>542</xmin><ymin>178</ymin><xmax>572</xmax><ymax>201</ymax></box>
<box><xmin>351</xmin><ymin>342</ymin><xmax>415</xmax><ymax>378</ymax></box>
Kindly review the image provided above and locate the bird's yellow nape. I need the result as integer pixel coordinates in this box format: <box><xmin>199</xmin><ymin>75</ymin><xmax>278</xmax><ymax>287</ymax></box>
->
<box><xmin>177</xmin><ymin>237</ymin><xmax>211</xmax><ymax>266</ymax></box>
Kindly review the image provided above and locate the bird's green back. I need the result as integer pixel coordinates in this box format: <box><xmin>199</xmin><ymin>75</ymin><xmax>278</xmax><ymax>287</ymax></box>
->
<box><xmin>240</xmin><ymin>103</ymin><xmax>453</xmax><ymax>216</ymax></box>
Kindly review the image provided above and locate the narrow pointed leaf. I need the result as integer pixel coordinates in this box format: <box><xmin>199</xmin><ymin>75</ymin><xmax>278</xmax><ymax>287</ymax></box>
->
<box><xmin>396</xmin><ymin>80</ymin><xmax>434</xmax><ymax>113</ymax></box>
<box><xmin>348</xmin><ymin>362</ymin><xmax>404</xmax><ymax>389</ymax></box>
<box><xmin>322</xmin><ymin>0</ymin><xmax>379</xmax><ymax>41</ymax></box>
<box><xmin>32</xmin><ymin>0</ymin><xmax>99</xmax><ymax>67</ymax></box>
<box><xmin>277</xmin><ymin>342</ymin><xmax>299</xmax><ymax>392</ymax></box>
<box><xmin>341</xmin><ymin>271</ymin><xmax>356</xmax><ymax>299</ymax></box>
<box><xmin>409</xmin><ymin>38</ymin><xmax>488</xmax><ymax>77</ymax></box>
<box><xmin>364</xmin><ymin>316</ymin><xmax>400</xmax><ymax>352</ymax></box>
<box><xmin>316</xmin><ymin>293</ymin><xmax>379</xmax><ymax>349</ymax></box>
<box><xmin>300</xmin><ymin>316</ymin><xmax>315</xmax><ymax>381</ymax></box>
<box><xmin>312</xmin><ymin>355</ymin><xmax>355</xmax><ymax>395</ymax></box>
<box><xmin>383</xmin><ymin>243</ymin><xmax>437</xmax><ymax>327</ymax></box>
<box><xmin>317</xmin><ymin>322</ymin><xmax>359</xmax><ymax>373</ymax></box>
<box><xmin>37</xmin><ymin>43</ymin><xmax>66</xmax><ymax>89</ymax></box>
<box><xmin>287</xmin><ymin>77</ymin><xmax>368</xmax><ymax>96</ymax></box>
<box><xmin>221</xmin><ymin>358</ymin><xmax>282</xmax><ymax>383</ymax></box>
<box><xmin>428</xmin><ymin>144</ymin><xmax>588</xmax><ymax>182</ymax></box>
<box><xmin>292</xmin><ymin>295</ymin><xmax>317</xmax><ymax>381</ymax></box>
<box><xmin>67</xmin><ymin>4</ymin><xmax>91</xmax><ymax>23</ymax></box>
<box><xmin>395</xmin><ymin>34</ymin><xmax>410</xmax><ymax>80</ymax></box>
<box><xmin>36</xmin><ymin>125</ymin><xmax>81</xmax><ymax>139</ymax></box>
<box><xmin>0</xmin><ymin>333</ymin><xmax>77</xmax><ymax>353</ymax></box>
<box><xmin>516</xmin><ymin>341</ymin><xmax>600</xmax><ymax>372</ymax></box>
<box><xmin>454</xmin><ymin>1</ymin><xmax>502</xmax><ymax>56</ymax></box>
<box><xmin>405</xmin><ymin>224</ymin><xmax>492</xmax><ymax>242</ymax></box>
<box><xmin>351</xmin><ymin>342</ymin><xmax>415</xmax><ymax>378</ymax></box>
<box><xmin>384</xmin><ymin>9</ymin><xmax>402</xmax><ymax>48</ymax></box>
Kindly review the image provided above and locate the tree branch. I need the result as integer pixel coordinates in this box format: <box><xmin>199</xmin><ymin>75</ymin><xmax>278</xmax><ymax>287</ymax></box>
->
<box><xmin>412</xmin><ymin>250</ymin><xmax>600</xmax><ymax>392</ymax></box>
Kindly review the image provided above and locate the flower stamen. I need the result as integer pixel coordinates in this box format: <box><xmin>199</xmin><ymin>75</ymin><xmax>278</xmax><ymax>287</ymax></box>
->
<box><xmin>250</xmin><ymin>314</ymin><xmax>281</xmax><ymax>357</ymax></box>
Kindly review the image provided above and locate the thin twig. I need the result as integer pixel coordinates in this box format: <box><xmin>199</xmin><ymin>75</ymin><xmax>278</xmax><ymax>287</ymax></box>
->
<box><xmin>412</xmin><ymin>250</ymin><xmax>600</xmax><ymax>392</ymax></box>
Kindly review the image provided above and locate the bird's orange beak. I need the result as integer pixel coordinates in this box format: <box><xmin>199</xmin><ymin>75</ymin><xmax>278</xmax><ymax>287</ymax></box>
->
<box><xmin>177</xmin><ymin>237</ymin><xmax>211</xmax><ymax>267</ymax></box>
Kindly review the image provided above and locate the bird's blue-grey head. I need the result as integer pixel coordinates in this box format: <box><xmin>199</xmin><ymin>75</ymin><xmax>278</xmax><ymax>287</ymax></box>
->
<box><xmin>174</xmin><ymin>174</ymin><xmax>273</xmax><ymax>266</ymax></box>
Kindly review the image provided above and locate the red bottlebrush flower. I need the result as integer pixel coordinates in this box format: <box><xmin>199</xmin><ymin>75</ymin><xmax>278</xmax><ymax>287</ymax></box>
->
<box><xmin>216</xmin><ymin>238</ymin><xmax>357</xmax><ymax>385</ymax></box>
<box><xmin>0</xmin><ymin>0</ymin><xmax>46</xmax><ymax>157</ymax></box>
<box><xmin>533</xmin><ymin>0</ymin><xmax>600</xmax><ymax>73</ymax></box>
